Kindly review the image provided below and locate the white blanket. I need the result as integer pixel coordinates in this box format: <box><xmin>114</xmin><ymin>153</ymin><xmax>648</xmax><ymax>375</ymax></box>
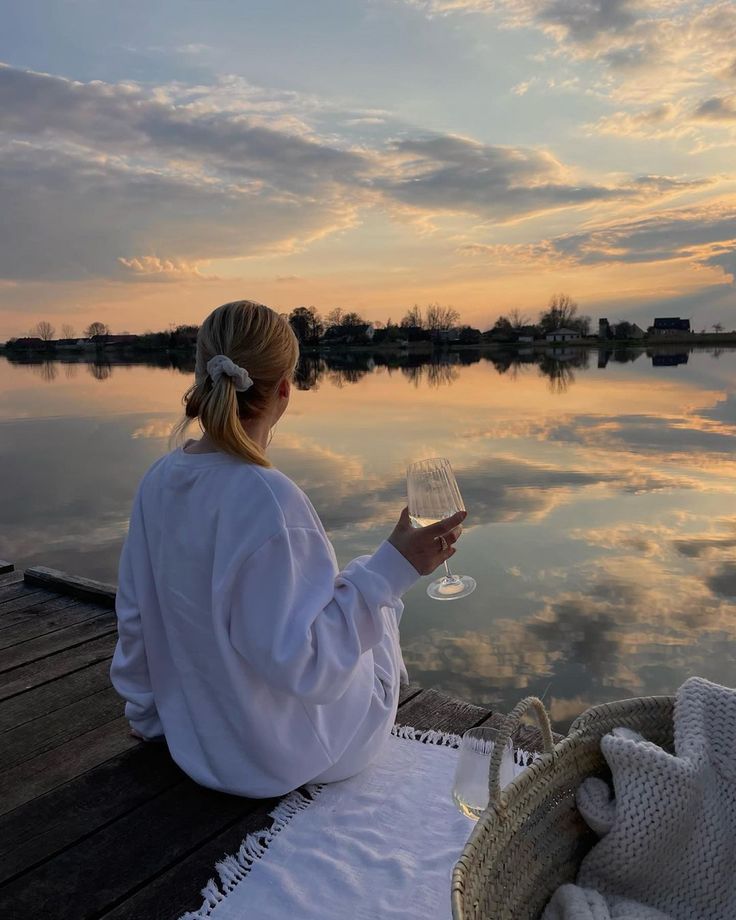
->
<box><xmin>181</xmin><ymin>727</ymin><xmax>534</xmax><ymax>920</ymax></box>
<box><xmin>543</xmin><ymin>677</ymin><xmax>736</xmax><ymax>920</ymax></box>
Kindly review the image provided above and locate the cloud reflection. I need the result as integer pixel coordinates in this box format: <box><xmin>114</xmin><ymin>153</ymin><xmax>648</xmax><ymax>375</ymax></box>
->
<box><xmin>4</xmin><ymin>349</ymin><xmax>736</xmax><ymax>729</ymax></box>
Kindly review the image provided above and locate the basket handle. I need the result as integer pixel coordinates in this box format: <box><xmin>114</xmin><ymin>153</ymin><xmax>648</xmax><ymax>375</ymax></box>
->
<box><xmin>488</xmin><ymin>696</ymin><xmax>555</xmax><ymax>807</ymax></box>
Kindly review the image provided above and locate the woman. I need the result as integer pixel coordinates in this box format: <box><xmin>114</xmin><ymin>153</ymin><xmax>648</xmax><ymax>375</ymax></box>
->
<box><xmin>110</xmin><ymin>300</ymin><xmax>465</xmax><ymax>798</ymax></box>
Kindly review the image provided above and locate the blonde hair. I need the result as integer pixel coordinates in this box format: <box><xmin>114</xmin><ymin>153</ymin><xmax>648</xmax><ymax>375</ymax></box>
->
<box><xmin>173</xmin><ymin>300</ymin><xmax>299</xmax><ymax>466</ymax></box>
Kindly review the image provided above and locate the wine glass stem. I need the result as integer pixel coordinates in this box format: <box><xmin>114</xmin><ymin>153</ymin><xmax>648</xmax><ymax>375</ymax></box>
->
<box><xmin>444</xmin><ymin>561</ymin><xmax>454</xmax><ymax>579</ymax></box>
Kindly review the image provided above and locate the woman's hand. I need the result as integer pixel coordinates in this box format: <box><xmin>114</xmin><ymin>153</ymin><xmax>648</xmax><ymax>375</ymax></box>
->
<box><xmin>388</xmin><ymin>507</ymin><xmax>467</xmax><ymax>575</ymax></box>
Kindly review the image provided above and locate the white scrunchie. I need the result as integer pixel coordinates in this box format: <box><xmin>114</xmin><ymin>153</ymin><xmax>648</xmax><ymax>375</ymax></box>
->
<box><xmin>206</xmin><ymin>354</ymin><xmax>254</xmax><ymax>392</ymax></box>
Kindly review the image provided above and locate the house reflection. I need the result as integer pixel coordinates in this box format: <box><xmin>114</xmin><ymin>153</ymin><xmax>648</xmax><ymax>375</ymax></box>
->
<box><xmin>651</xmin><ymin>353</ymin><xmax>689</xmax><ymax>367</ymax></box>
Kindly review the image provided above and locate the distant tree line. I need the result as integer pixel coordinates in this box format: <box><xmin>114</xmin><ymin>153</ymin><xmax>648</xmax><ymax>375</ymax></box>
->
<box><xmin>22</xmin><ymin>292</ymin><xmax>731</xmax><ymax>354</ymax></box>
<box><xmin>288</xmin><ymin>294</ymin><xmax>595</xmax><ymax>349</ymax></box>
<box><xmin>488</xmin><ymin>294</ymin><xmax>591</xmax><ymax>341</ymax></box>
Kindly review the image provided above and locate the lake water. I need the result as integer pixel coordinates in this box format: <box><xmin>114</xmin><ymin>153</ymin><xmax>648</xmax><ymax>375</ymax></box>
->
<box><xmin>3</xmin><ymin>345</ymin><xmax>736</xmax><ymax>729</ymax></box>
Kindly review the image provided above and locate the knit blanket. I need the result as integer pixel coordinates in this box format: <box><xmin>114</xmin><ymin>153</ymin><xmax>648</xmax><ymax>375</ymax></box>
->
<box><xmin>543</xmin><ymin>677</ymin><xmax>736</xmax><ymax>920</ymax></box>
<box><xmin>179</xmin><ymin>726</ymin><xmax>536</xmax><ymax>920</ymax></box>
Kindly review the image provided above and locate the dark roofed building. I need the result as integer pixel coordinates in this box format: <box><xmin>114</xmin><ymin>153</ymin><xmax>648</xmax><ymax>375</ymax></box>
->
<box><xmin>650</xmin><ymin>317</ymin><xmax>691</xmax><ymax>335</ymax></box>
<box><xmin>322</xmin><ymin>323</ymin><xmax>375</xmax><ymax>345</ymax></box>
<box><xmin>90</xmin><ymin>334</ymin><xmax>139</xmax><ymax>347</ymax></box>
<box><xmin>7</xmin><ymin>337</ymin><xmax>45</xmax><ymax>349</ymax></box>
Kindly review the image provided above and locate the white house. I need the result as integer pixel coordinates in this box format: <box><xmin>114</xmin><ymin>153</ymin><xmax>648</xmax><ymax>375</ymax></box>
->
<box><xmin>546</xmin><ymin>327</ymin><xmax>579</xmax><ymax>343</ymax></box>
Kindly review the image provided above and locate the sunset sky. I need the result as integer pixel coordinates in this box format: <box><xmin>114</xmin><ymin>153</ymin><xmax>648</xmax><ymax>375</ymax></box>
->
<box><xmin>1</xmin><ymin>0</ymin><xmax>735</xmax><ymax>338</ymax></box>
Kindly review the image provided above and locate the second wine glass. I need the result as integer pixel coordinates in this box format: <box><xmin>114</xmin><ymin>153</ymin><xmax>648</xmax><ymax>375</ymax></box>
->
<box><xmin>407</xmin><ymin>457</ymin><xmax>476</xmax><ymax>600</ymax></box>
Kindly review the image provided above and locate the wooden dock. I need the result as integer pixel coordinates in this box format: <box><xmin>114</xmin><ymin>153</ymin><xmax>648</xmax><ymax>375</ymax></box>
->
<box><xmin>0</xmin><ymin>560</ymin><xmax>550</xmax><ymax>920</ymax></box>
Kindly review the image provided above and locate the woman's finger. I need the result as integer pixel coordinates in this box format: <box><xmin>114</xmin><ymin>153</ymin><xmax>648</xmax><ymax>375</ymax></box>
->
<box><xmin>425</xmin><ymin>510</ymin><xmax>466</xmax><ymax>536</ymax></box>
<box><xmin>396</xmin><ymin>506</ymin><xmax>412</xmax><ymax>529</ymax></box>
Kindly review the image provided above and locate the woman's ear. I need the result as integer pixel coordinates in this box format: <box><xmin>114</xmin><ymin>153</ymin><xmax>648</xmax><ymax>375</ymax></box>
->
<box><xmin>278</xmin><ymin>377</ymin><xmax>291</xmax><ymax>400</ymax></box>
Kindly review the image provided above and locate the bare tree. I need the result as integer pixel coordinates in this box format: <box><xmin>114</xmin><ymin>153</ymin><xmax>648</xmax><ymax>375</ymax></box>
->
<box><xmin>61</xmin><ymin>323</ymin><xmax>76</xmax><ymax>339</ymax></box>
<box><xmin>32</xmin><ymin>320</ymin><xmax>56</xmax><ymax>341</ymax></box>
<box><xmin>341</xmin><ymin>311</ymin><xmax>365</xmax><ymax>327</ymax></box>
<box><xmin>325</xmin><ymin>308</ymin><xmax>344</xmax><ymax>329</ymax></box>
<box><xmin>509</xmin><ymin>308</ymin><xmax>529</xmax><ymax>331</ymax></box>
<box><xmin>84</xmin><ymin>321</ymin><xmax>110</xmax><ymax>338</ymax></box>
<box><xmin>538</xmin><ymin>293</ymin><xmax>588</xmax><ymax>334</ymax></box>
<box><xmin>713</xmin><ymin>322</ymin><xmax>724</xmax><ymax>334</ymax></box>
<box><xmin>401</xmin><ymin>304</ymin><xmax>424</xmax><ymax>328</ymax></box>
<box><xmin>425</xmin><ymin>303</ymin><xmax>460</xmax><ymax>331</ymax></box>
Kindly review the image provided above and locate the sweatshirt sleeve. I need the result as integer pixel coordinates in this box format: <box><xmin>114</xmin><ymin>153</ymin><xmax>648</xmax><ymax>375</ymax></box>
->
<box><xmin>109</xmin><ymin>505</ymin><xmax>163</xmax><ymax>739</ymax></box>
<box><xmin>228</xmin><ymin>527</ymin><xmax>419</xmax><ymax>705</ymax></box>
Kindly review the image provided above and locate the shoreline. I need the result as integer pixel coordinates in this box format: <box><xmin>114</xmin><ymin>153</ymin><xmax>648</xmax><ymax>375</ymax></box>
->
<box><xmin>3</xmin><ymin>333</ymin><xmax>736</xmax><ymax>358</ymax></box>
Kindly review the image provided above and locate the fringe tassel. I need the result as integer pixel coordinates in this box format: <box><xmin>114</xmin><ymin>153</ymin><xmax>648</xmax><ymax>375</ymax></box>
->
<box><xmin>391</xmin><ymin>722</ymin><xmax>542</xmax><ymax>769</ymax></box>
<box><xmin>391</xmin><ymin>723</ymin><xmax>462</xmax><ymax>747</ymax></box>
<box><xmin>179</xmin><ymin>727</ymin><xmax>541</xmax><ymax>919</ymax></box>
<box><xmin>179</xmin><ymin>785</ymin><xmax>323</xmax><ymax>920</ymax></box>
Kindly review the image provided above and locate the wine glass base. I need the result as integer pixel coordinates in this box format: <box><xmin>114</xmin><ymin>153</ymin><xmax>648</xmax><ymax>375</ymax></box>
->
<box><xmin>427</xmin><ymin>574</ymin><xmax>476</xmax><ymax>601</ymax></box>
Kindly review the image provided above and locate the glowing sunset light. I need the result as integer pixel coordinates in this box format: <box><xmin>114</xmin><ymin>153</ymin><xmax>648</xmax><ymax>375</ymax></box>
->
<box><xmin>1</xmin><ymin>0</ymin><xmax>734</xmax><ymax>336</ymax></box>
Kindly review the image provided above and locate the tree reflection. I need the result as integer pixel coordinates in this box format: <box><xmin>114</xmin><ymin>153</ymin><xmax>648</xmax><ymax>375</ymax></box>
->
<box><xmin>294</xmin><ymin>355</ymin><xmax>326</xmax><ymax>391</ymax></box>
<box><xmin>30</xmin><ymin>360</ymin><xmax>58</xmax><ymax>383</ymax></box>
<box><xmin>9</xmin><ymin>344</ymin><xmax>729</xmax><ymax>394</ymax></box>
<box><xmin>88</xmin><ymin>359</ymin><xmax>113</xmax><ymax>381</ymax></box>
<box><xmin>537</xmin><ymin>350</ymin><xmax>589</xmax><ymax>394</ymax></box>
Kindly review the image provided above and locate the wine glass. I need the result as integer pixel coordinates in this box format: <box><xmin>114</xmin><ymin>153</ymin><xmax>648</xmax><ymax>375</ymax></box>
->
<box><xmin>407</xmin><ymin>457</ymin><xmax>476</xmax><ymax>600</ymax></box>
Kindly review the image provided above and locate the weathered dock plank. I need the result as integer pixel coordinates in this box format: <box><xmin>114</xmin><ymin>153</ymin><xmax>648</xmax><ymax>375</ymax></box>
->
<box><xmin>0</xmin><ymin>596</ymin><xmax>98</xmax><ymax>647</ymax></box>
<box><xmin>98</xmin><ymin>798</ymin><xmax>284</xmax><ymax>920</ymax></box>
<box><xmin>0</xmin><ymin>716</ymin><xmax>138</xmax><ymax>815</ymax></box>
<box><xmin>0</xmin><ymin>685</ymin><xmax>123</xmax><ymax>772</ymax></box>
<box><xmin>24</xmin><ymin>566</ymin><xmax>117</xmax><ymax>608</ymax></box>
<box><xmin>0</xmin><ymin>781</ymin><xmax>271</xmax><ymax>920</ymax></box>
<box><xmin>398</xmin><ymin>686</ymin><xmax>490</xmax><ymax>734</ymax></box>
<box><xmin>398</xmin><ymin>681</ymin><xmax>424</xmax><ymax>707</ymax></box>
<box><xmin>0</xmin><ymin>560</ymin><xmax>14</xmax><ymax>575</ymax></box>
<box><xmin>0</xmin><ymin>632</ymin><xmax>115</xmax><ymax>702</ymax></box>
<box><xmin>0</xmin><ymin>611</ymin><xmax>116</xmax><ymax>673</ymax></box>
<box><xmin>0</xmin><ymin>657</ymin><xmax>114</xmax><ymax>732</ymax></box>
<box><xmin>0</xmin><ymin>583</ymin><xmax>43</xmax><ymax>608</ymax></box>
<box><xmin>0</xmin><ymin>743</ymin><xmax>183</xmax><ymax>887</ymax></box>
<box><xmin>0</xmin><ymin>573</ymin><xmax>23</xmax><ymax>592</ymax></box>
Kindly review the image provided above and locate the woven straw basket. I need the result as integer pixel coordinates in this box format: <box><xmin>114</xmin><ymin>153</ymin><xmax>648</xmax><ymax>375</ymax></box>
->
<box><xmin>451</xmin><ymin>694</ymin><xmax>675</xmax><ymax>920</ymax></box>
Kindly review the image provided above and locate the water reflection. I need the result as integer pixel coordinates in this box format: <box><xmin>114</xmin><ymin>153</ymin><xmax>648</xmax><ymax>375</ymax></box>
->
<box><xmin>88</xmin><ymin>359</ymin><xmax>114</xmax><ymax>382</ymax></box>
<box><xmin>5</xmin><ymin>345</ymin><xmax>727</xmax><ymax>395</ymax></box>
<box><xmin>3</xmin><ymin>346</ymin><xmax>736</xmax><ymax>729</ymax></box>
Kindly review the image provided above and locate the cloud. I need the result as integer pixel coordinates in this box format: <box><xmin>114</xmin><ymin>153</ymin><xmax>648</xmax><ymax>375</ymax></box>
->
<box><xmin>374</xmin><ymin>135</ymin><xmax>695</xmax><ymax>223</ymax></box>
<box><xmin>693</xmin><ymin>95</ymin><xmax>736</xmax><ymax>121</ymax></box>
<box><xmin>511</xmin><ymin>79</ymin><xmax>535</xmax><ymax>95</ymax></box>
<box><xmin>117</xmin><ymin>256</ymin><xmax>215</xmax><ymax>281</ymax></box>
<box><xmin>0</xmin><ymin>139</ymin><xmax>360</xmax><ymax>282</ymax></box>
<box><xmin>0</xmin><ymin>64</ymin><xmax>364</xmax><ymax>188</ymax></box>
<box><xmin>674</xmin><ymin>534</ymin><xmax>736</xmax><ymax>558</ymax></box>
<box><xmin>0</xmin><ymin>62</ymin><xmax>714</xmax><ymax>284</ymax></box>
<box><xmin>401</xmin><ymin>544</ymin><xmax>736</xmax><ymax>727</ymax></box>
<box><xmin>570</xmin><ymin>522</ymin><xmax>668</xmax><ymax>557</ymax></box>
<box><xmin>402</xmin><ymin>0</ymin><xmax>736</xmax><ymax>142</ymax></box>
<box><xmin>460</xmin><ymin>201</ymin><xmax>736</xmax><ymax>281</ymax></box>
<box><xmin>706</xmin><ymin>561</ymin><xmax>736</xmax><ymax>598</ymax></box>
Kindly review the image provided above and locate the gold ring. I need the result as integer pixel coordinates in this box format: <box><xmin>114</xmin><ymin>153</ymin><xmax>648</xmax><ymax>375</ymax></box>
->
<box><xmin>438</xmin><ymin>535</ymin><xmax>448</xmax><ymax>552</ymax></box>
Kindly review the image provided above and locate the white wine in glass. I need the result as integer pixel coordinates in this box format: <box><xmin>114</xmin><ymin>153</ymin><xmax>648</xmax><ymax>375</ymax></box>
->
<box><xmin>407</xmin><ymin>457</ymin><xmax>476</xmax><ymax>601</ymax></box>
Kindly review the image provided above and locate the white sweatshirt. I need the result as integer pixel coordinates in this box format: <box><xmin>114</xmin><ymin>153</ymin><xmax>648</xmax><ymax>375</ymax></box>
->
<box><xmin>110</xmin><ymin>445</ymin><xmax>419</xmax><ymax>797</ymax></box>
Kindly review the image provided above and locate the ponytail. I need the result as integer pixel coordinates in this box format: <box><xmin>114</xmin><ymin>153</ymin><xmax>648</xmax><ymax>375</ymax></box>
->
<box><xmin>171</xmin><ymin>300</ymin><xmax>299</xmax><ymax>466</ymax></box>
